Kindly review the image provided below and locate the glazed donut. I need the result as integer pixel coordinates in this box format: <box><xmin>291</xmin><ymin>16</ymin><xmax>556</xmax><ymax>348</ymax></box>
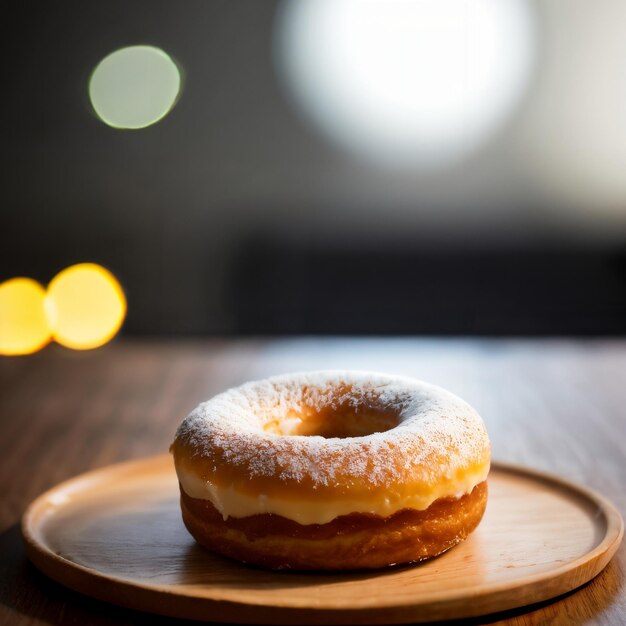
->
<box><xmin>171</xmin><ymin>371</ymin><xmax>490</xmax><ymax>570</ymax></box>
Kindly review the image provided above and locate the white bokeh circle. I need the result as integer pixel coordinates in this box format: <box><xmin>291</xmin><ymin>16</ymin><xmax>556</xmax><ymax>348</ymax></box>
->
<box><xmin>89</xmin><ymin>45</ymin><xmax>181</xmax><ymax>130</ymax></box>
<box><xmin>274</xmin><ymin>0</ymin><xmax>535</xmax><ymax>168</ymax></box>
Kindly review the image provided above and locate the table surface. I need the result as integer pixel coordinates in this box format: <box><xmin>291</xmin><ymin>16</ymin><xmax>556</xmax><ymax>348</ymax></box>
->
<box><xmin>1</xmin><ymin>338</ymin><xmax>624</xmax><ymax>626</ymax></box>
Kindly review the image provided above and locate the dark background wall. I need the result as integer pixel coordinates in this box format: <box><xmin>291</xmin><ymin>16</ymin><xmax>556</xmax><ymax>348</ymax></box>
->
<box><xmin>2</xmin><ymin>0</ymin><xmax>626</xmax><ymax>335</ymax></box>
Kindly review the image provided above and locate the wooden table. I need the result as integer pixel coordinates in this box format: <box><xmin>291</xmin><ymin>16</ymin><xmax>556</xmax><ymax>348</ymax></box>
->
<box><xmin>1</xmin><ymin>338</ymin><xmax>624</xmax><ymax>625</ymax></box>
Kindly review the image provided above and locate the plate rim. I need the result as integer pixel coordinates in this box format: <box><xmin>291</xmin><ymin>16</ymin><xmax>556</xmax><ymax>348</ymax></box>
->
<box><xmin>21</xmin><ymin>455</ymin><xmax>624</xmax><ymax>623</ymax></box>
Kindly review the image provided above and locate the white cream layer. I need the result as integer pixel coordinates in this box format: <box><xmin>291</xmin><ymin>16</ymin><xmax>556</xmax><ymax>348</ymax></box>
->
<box><xmin>177</xmin><ymin>464</ymin><xmax>489</xmax><ymax>525</ymax></box>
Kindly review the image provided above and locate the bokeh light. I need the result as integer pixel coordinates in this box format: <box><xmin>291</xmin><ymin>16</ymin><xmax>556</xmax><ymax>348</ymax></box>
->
<box><xmin>45</xmin><ymin>264</ymin><xmax>126</xmax><ymax>350</ymax></box>
<box><xmin>274</xmin><ymin>0</ymin><xmax>535</xmax><ymax>168</ymax></box>
<box><xmin>0</xmin><ymin>278</ymin><xmax>51</xmax><ymax>355</ymax></box>
<box><xmin>89</xmin><ymin>45</ymin><xmax>181</xmax><ymax>129</ymax></box>
<box><xmin>520</xmin><ymin>1</ymin><xmax>626</xmax><ymax>216</ymax></box>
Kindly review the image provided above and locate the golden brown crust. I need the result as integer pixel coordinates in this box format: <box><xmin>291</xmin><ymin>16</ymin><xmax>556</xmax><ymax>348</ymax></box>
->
<box><xmin>179</xmin><ymin>481</ymin><xmax>488</xmax><ymax>570</ymax></box>
<box><xmin>171</xmin><ymin>372</ymin><xmax>491</xmax><ymax>504</ymax></box>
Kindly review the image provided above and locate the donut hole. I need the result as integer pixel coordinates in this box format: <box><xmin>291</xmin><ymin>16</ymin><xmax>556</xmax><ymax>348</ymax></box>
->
<box><xmin>263</xmin><ymin>403</ymin><xmax>401</xmax><ymax>438</ymax></box>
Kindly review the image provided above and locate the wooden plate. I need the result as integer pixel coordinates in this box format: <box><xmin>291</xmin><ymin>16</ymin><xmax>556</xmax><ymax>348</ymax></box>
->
<box><xmin>22</xmin><ymin>456</ymin><xmax>623</xmax><ymax>624</ymax></box>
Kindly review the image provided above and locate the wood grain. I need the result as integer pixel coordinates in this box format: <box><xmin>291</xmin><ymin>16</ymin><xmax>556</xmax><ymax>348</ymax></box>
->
<box><xmin>1</xmin><ymin>338</ymin><xmax>626</xmax><ymax>625</ymax></box>
<box><xmin>21</xmin><ymin>456</ymin><xmax>623</xmax><ymax>624</ymax></box>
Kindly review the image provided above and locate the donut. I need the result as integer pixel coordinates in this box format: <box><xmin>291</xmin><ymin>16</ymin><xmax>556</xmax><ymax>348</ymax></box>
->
<box><xmin>170</xmin><ymin>371</ymin><xmax>490</xmax><ymax>570</ymax></box>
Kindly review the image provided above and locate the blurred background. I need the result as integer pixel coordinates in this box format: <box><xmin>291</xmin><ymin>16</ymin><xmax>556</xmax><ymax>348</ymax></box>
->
<box><xmin>3</xmin><ymin>0</ymin><xmax>626</xmax><ymax>339</ymax></box>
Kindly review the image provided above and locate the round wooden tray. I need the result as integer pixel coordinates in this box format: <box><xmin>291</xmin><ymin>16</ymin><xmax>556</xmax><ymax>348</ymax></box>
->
<box><xmin>22</xmin><ymin>455</ymin><xmax>623</xmax><ymax>624</ymax></box>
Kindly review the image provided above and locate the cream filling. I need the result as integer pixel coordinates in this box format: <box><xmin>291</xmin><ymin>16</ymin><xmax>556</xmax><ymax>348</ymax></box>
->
<box><xmin>177</xmin><ymin>464</ymin><xmax>489</xmax><ymax>525</ymax></box>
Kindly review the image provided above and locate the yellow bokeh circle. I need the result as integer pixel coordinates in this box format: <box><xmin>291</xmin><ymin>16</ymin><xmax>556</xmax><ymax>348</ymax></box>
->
<box><xmin>0</xmin><ymin>278</ymin><xmax>52</xmax><ymax>355</ymax></box>
<box><xmin>45</xmin><ymin>263</ymin><xmax>127</xmax><ymax>350</ymax></box>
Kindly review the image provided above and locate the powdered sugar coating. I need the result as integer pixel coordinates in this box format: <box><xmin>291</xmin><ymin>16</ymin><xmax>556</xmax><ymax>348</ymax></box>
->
<box><xmin>173</xmin><ymin>371</ymin><xmax>490</xmax><ymax>490</ymax></box>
